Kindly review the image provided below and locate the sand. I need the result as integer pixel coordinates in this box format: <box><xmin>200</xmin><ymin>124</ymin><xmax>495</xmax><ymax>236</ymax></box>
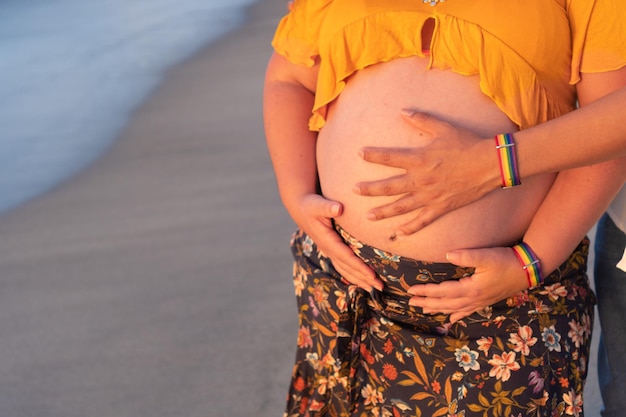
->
<box><xmin>0</xmin><ymin>0</ymin><xmax>602</xmax><ymax>416</ymax></box>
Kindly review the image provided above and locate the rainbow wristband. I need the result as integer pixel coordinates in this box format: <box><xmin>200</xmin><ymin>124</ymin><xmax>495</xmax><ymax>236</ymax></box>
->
<box><xmin>495</xmin><ymin>133</ymin><xmax>521</xmax><ymax>188</ymax></box>
<box><xmin>511</xmin><ymin>242</ymin><xmax>544</xmax><ymax>288</ymax></box>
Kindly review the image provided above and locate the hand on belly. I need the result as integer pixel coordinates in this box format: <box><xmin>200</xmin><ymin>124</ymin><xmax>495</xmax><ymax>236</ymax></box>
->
<box><xmin>315</xmin><ymin>58</ymin><xmax>551</xmax><ymax>260</ymax></box>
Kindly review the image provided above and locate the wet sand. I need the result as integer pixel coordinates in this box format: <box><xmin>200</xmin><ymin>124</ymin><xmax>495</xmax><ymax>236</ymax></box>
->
<box><xmin>0</xmin><ymin>0</ymin><xmax>602</xmax><ymax>415</ymax></box>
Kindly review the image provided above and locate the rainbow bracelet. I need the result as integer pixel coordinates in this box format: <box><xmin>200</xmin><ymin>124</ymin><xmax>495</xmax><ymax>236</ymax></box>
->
<box><xmin>512</xmin><ymin>242</ymin><xmax>544</xmax><ymax>288</ymax></box>
<box><xmin>495</xmin><ymin>133</ymin><xmax>521</xmax><ymax>188</ymax></box>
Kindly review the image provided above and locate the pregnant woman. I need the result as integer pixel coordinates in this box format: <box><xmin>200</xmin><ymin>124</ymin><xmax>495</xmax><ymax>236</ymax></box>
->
<box><xmin>263</xmin><ymin>1</ymin><xmax>626</xmax><ymax>416</ymax></box>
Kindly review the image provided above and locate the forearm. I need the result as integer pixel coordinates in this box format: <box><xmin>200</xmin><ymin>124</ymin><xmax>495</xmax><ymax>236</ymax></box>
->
<box><xmin>523</xmin><ymin>158</ymin><xmax>626</xmax><ymax>274</ymax></box>
<box><xmin>469</xmin><ymin>85</ymin><xmax>626</xmax><ymax>193</ymax></box>
<box><xmin>264</xmin><ymin>84</ymin><xmax>317</xmax><ymax>205</ymax></box>
<box><xmin>515</xmin><ymin>86</ymin><xmax>626</xmax><ymax>177</ymax></box>
<box><xmin>263</xmin><ymin>54</ymin><xmax>380</xmax><ymax>289</ymax></box>
<box><xmin>520</xmin><ymin>71</ymin><xmax>626</xmax><ymax>273</ymax></box>
<box><xmin>263</xmin><ymin>53</ymin><xmax>319</xmax><ymax>220</ymax></box>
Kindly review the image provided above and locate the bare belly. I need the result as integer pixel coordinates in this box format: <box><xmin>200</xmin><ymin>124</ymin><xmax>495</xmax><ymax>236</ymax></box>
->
<box><xmin>317</xmin><ymin>57</ymin><xmax>555</xmax><ymax>261</ymax></box>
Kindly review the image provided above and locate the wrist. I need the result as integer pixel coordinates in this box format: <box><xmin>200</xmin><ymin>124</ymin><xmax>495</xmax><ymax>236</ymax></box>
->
<box><xmin>476</xmin><ymin>139</ymin><xmax>503</xmax><ymax>192</ymax></box>
<box><xmin>494</xmin><ymin>133</ymin><xmax>522</xmax><ymax>188</ymax></box>
<box><xmin>511</xmin><ymin>242</ymin><xmax>544</xmax><ymax>288</ymax></box>
<box><xmin>280</xmin><ymin>186</ymin><xmax>313</xmax><ymax>214</ymax></box>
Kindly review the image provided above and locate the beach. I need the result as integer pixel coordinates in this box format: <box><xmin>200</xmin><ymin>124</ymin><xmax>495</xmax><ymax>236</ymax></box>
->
<box><xmin>0</xmin><ymin>1</ymin><xmax>294</xmax><ymax>416</ymax></box>
<box><xmin>0</xmin><ymin>0</ymin><xmax>602</xmax><ymax>416</ymax></box>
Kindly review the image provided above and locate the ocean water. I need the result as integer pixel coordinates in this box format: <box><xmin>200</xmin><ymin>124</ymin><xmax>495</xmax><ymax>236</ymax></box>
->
<box><xmin>0</xmin><ymin>0</ymin><xmax>257</xmax><ymax>214</ymax></box>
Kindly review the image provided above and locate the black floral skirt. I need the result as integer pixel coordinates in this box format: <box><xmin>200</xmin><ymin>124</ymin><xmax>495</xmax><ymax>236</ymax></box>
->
<box><xmin>284</xmin><ymin>226</ymin><xmax>595</xmax><ymax>417</ymax></box>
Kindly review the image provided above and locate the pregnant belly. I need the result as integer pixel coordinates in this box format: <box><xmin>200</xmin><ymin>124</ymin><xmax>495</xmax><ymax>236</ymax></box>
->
<box><xmin>317</xmin><ymin>57</ymin><xmax>555</xmax><ymax>261</ymax></box>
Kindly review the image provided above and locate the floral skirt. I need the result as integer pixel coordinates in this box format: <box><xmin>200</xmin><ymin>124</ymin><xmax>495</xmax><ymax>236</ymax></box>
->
<box><xmin>284</xmin><ymin>226</ymin><xmax>595</xmax><ymax>417</ymax></box>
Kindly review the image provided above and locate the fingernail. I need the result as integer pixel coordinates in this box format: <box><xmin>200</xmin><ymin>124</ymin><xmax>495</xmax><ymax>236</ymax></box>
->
<box><xmin>331</xmin><ymin>203</ymin><xmax>341</xmax><ymax>216</ymax></box>
<box><xmin>358</xmin><ymin>149</ymin><xmax>364</xmax><ymax>158</ymax></box>
<box><xmin>445</xmin><ymin>251</ymin><xmax>458</xmax><ymax>263</ymax></box>
<box><xmin>353</xmin><ymin>185</ymin><xmax>362</xmax><ymax>195</ymax></box>
<box><xmin>400</xmin><ymin>108</ymin><xmax>415</xmax><ymax>117</ymax></box>
<box><xmin>366</xmin><ymin>211</ymin><xmax>377</xmax><ymax>220</ymax></box>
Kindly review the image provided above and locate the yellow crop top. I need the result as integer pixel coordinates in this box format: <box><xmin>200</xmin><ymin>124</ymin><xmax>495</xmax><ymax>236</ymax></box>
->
<box><xmin>272</xmin><ymin>0</ymin><xmax>626</xmax><ymax>131</ymax></box>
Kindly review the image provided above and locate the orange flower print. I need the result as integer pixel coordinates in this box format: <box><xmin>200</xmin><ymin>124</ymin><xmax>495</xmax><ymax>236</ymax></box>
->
<box><xmin>294</xmin><ymin>376</ymin><xmax>306</xmax><ymax>392</ymax></box>
<box><xmin>334</xmin><ymin>289</ymin><xmax>347</xmax><ymax>311</ymax></box>
<box><xmin>317</xmin><ymin>377</ymin><xmax>329</xmax><ymax>395</ymax></box>
<box><xmin>563</xmin><ymin>388</ymin><xmax>583</xmax><ymax>417</ymax></box>
<box><xmin>540</xmin><ymin>283</ymin><xmax>568</xmax><ymax>301</ymax></box>
<box><xmin>507</xmin><ymin>290</ymin><xmax>530</xmax><ymax>307</ymax></box>
<box><xmin>581</xmin><ymin>313</ymin><xmax>592</xmax><ymax>338</ymax></box>
<box><xmin>364</xmin><ymin>317</ymin><xmax>381</xmax><ymax>334</ymax></box>
<box><xmin>431</xmin><ymin>380</ymin><xmax>441</xmax><ymax>394</ymax></box>
<box><xmin>531</xmin><ymin>299</ymin><xmax>551</xmax><ymax>314</ymax></box>
<box><xmin>312</xmin><ymin>284</ymin><xmax>330</xmax><ymax>311</ymax></box>
<box><xmin>568</xmin><ymin>319</ymin><xmax>584</xmax><ymax>348</ymax></box>
<box><xmin>383</xmin><ymin>338</ymin><xmax>394</xmax><ymax>355</ymax></box>
<box><xmin>488</xmin><ymin>351</ymin><xmax>520</xmax><ymax>382</ymax></box>
<box><xmin>297</xmin><ymin>325</ymin><xmax>313</xmax><ymax>349</ymax></box>
<box><xmin>382</xmin><ymin>363</ymin><xmax>398</xmax><ymax>381</ymax></box>
<box><xmin>477</xmin><ymin>336</ymin><xmax>493</xmax><ymax>356</ymax></box>
<box><xmin>285</xmin><ymin>226</ymin><xmax>594</xmax><ymax>417</ymax></box>
<box><xmin>508</xmin><ymin>325</ymin><xmax>538</xmax><ymax>356</ymax></box>
<box><xmin>293</xmin><ymin>270</ymin><xmax>306</xmax><ymax>297</ymax></box>
<box><xmin>493</xmin><ymin>316</ymin><xmax>506</xmax><ymax>328</ymax></box>
<box><xmin>360</xmin><ymin>343</ymin><xmax>376</xmax><ymax>365</ymax></box>
<box><xmin>309</xmin><ymin>399</ymin><xmax>324</xmax><ymax>412</ymax></box>
<box><xmin>299</xmin><ymin>397</ymin><xmax>308</xmax><ymax>415</ymax></box>
<box><xmin>322</xmin><ymin>352</ymin><xmax>336</xmax><ymax>367</ymax></box>
<box><xmin>361</xmin><ymin>384</ymin><xmax>384</xmax><ymax>406</ymax></box>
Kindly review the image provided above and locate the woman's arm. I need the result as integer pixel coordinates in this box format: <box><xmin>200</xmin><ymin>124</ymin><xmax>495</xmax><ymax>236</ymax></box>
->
<box><xmin>355</xmin><ymin>84</ymin><xmax>626</xmax><ymax>234</ymax></box>
<box><xmin>522</xmin><ymin>69</ymin><xmax>626</xmax><ymax>272</ymax></box>
<box><xmin>406</xmin><ymin>68</ymin><xmax>626</xmax><ymax>322</ymax></box>
<box><xmin>407</xmin><ymin>158</ymin><xmax>625</xmax><ymax>322</ymax></box>
<box><xmin>263</xmin><ymin>53</ymin><xmax>381</xmax><ymax>290</ymax></box>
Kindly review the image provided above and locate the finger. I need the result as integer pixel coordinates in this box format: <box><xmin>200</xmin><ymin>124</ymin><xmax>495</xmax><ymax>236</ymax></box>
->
<box><xmin>308</xmin><ymin>219</ymin><xmax>371</xmax><ymax>279</ymax></box>
<box><xmin>354</xmin><ymin>174</ymin><xmax>410</xmax><ymax>197</ymax></box>
<box><xmin>445</xmin><ymin>247</ymin><xmax>489</xmax><ymax>268</ymax></box>
<box><xmin>400</xmin><ymin>109</ymin><xmax>450</xmax><ymax>134</ymax></box>
<box><xmin>411</xmin><ymin>296</ymin><xmax>456</xmax><ymax>310</ymax></box>
<box><xmin>408</xmin><ymin>277</ymin><xmax>472</xmax><ymax>298</ymax></box>
<box><xmin>307</xmin><ymin>195</ymin><xmax>344</xmax><ymax>218</ymax></box>
<box><xmin>365</xmin><ymin>195</ymin><xmax>420</xmax><ymax>220</ymax></box>
<box><xmin>337</xmin><ymin>265</ymin><xmax>382</xmax><ymax>291</ymax></box>
<box><xmin>334</xmin><ymin>256</ymin><xmax>380</xmax><ymax>290</ymax></box>
<box><xmin>393</xmin><ymin>206</ymin><xmax>440</xmax><ymax>235</ymax></box>
<box><xmin>409</xmin><ymin>295</ymin><xmax>473</xmax><ymax>311</ymax></box>
<box><xmin>359</xmin><ymin>147</ymin><xmax>418</xmax><ymax>169</ymax></box>
<box><xmin>409</xmin><ymin>296</ymin><xmax>442</xmax><ymax>311</ymax></box>
<box><xmin>449</xmin><ymin>310</ymin><xmax>475</xmax><ymax>323</ymax></box>
<box><xmin>323</xmin><ymin>232</ymin><xmax>383</xmax><ymax>291</ymax></box>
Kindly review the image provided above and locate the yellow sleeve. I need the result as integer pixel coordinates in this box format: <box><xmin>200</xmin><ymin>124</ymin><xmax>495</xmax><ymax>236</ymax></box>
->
<box><xmin>271</xmin><ymin>0</ymin><xmax>333</xmax><ymax>67</ymax></box>
<box><xmin>569</xmin><ymin>0</ymin><xmax>626</xmax><ymax>84</ymax></box>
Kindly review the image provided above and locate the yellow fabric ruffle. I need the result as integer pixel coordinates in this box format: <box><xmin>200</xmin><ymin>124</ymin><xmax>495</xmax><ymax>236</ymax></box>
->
<box><xmin>272</xmin><ymin>0</ymin><xmax>626</xmax><ymax>132</ymax></box>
